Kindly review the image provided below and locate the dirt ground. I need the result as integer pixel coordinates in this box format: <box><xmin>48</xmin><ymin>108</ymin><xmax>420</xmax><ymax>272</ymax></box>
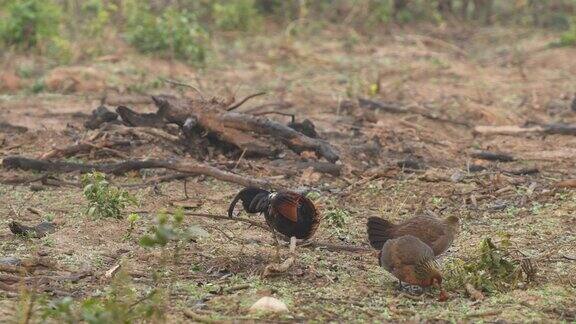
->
<box><xmin>1</xmin><ymin>25</ymin><xmax>575</xmax><ymax>322</ymax></box>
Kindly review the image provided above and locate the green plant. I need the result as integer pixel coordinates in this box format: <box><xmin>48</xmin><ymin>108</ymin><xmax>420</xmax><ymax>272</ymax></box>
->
<box><xmin>139</xmin><ymin>209</ymin><xmax>209</xmax><ymax>259</ymax></box>
<box><xmin>555</xmin><ymin>19</ymin><xmax>576</xmax><ymax>47</ymax></box>
<box><xmin>325</xmin><ymin>207</ymin><xmax>351</xmax><ymax>233</ymax></box>
<box><xmin>530</xmin><ymin>202</ymin><xmax>543</xmax><ymax>215</ymax></box>
<box><xmin>39</xmin><ymin>270</ymin><xmax>165</xmax><ymax>323</ymax></box>
<box><xmin>213</xmin><ymin>0</ymin><xmax>262</xmax><ymax>31</ymax></box>
<box><xmin>43</xmin><ymin>212</ymin><xmax>55</xmax><ymax>222</ymax></box>
<box><xmin>443</xmin><ymin>236</ymin><xmax>529</xmax><ymax>293</ymax></box>
<box><xmin>371</xmin><ymin>0</ymin><xmax>394</xmax><ymax>24</ymax></box>
<box><xmin>305</xmin><ymin>191</ymin><xmax>321</xmax><ymax>201</ymax></box>
<box><xmin>124</xmin><ymin>2</ymin><xmax>208</xmax><ymax>64</ymax></box>
<box><xmin>124</xmin><ymin>212</ymin><xmax>140</xmax><ymax>240</ymax></box>
<box><xmin>430</xmin><ymin>196</ymin><xmax>443</xmax><ymax>206</ymax></box>
<box><xmin>30</xmin><ymin>78</ymin><xmax>45</xmax><ymax>93</ymax></box>
<box><xmin>0</xmin><ymin>0</ymin><xmax>62</xmax><ymax>49</ymax></box>
<box><xmin>505</xmin><ymin>205</ymin><xmax>520</xmax><ymax>218</ymax></box>
<box><xmin>82</xmin><ymin>172</ymin><xmax>137</xmax><ymax>219</ymax></box>
<box><xmin>78</xmin><ymin>0</ymin><xmax>116</xmax><ymax>38</ymax></box>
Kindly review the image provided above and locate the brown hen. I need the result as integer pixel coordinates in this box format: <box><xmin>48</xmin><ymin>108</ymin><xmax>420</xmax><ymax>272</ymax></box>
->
<box><xmin>379</xmin><ymin>235</ymin><xmax>443</xmax><ymax>288</ymax></box>
<box><xmin>367</xmin><ymin>213</ymin><xmax>459</xmax><ymax>256</ymax></box>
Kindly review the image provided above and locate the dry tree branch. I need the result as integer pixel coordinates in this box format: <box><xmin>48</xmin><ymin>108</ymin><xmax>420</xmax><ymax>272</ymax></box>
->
<box><xmin>160</xmin><ymin>78</ymin><xmax>205</xmax><ymax>99</ymax></box>
<box><xmin>2</xmin><ymin>156</ymin><xmax>275</xmax><ymax>189</ymax></box>
<box><xmin>226</xmin><ymin>92</ymin><xmax>266</xmax><ymax>111</ymax></box>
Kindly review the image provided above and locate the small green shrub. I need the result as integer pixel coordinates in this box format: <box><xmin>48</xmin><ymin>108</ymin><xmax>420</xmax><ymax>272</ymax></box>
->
<box><xmin>555</xmin><ymin>21</ymin><xmax>576</xmax><ymax>47</ymax></box>
<box><xmin>124</xmin><ymin>212</ymin><xmax>140</xmax><ymax>240</ymax></box>
<box><xmin>124</xmin><ymin>2</ymin><xmax>208</xmax><ymax>64</ymax></box>
<box><xmin>0</xmin><ymin>0</ymin><xmax>62</xmax><ymax>49</ymax></box>
<box><xmin>324</xmin><ymin>207</ymin><xmax>352</xmax><ymax>240</ymax></box>
<box><xmin>39</xmin><ymin>270</ymin><xmax>165</xmax><ymax>323</ymax></box>
<box><xmin>325</xmin><ymin>207</ymin><xmax>350</xmax><ymax>229</ymax></box>
<box><xmin>443</xmin><ymin>237</ymin><xmax>533</xmax><ymax>293</ymax></box>
<box><xmin>78</xmin><ymin>0</ymin><xmax>116</xmax><ymax>38</ymax></box>
<box><xmin>139</xmin><ymin>209</ymin><xmax>209</xmax><ymax>259</ymax></box>
<box><xmin>213</xmin><ymin>0</ymin><xmax>262</xmax><ymax>31</ymax></box>
<box><xmin>82</xmin><ymin>172</ymin><xmax>137</xmax><ymax>219</ymax></box>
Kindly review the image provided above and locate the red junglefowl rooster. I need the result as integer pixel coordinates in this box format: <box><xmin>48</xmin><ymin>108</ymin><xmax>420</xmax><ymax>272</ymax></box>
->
<box><xmin>228</xmin><ymin>187</ymin><xmax>321</xmax><ymax>259</ymax></box>
<box><xmin>367</xmin><ymin>213</ymin><xmax>459</xmax><ymax>256</ymax></box>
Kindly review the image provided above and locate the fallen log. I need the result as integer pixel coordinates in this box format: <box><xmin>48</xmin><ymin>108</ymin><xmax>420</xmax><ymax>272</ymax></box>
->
<box><xmin>103</xmin><ymin>124</ymin><xmax>180</xmax><ymax>142</ymax></box>
<box><xmin>40</xmin><ymin>140</ymin><xmax>131</xmax><ymax>160</ymax></box>
<box><xmin>503</xmin><ymin>167</ymin><xmax>539</xmax><ymax>176</ymax></box>
<box><xmin>84</xmin><ymin>105</ymin><xmax>119</xmax><ymax>129</ymax></box>
<box><xmin>474</xmin><ymin>123</ymin><xmax>576</xmax><ymax>136</ymax></box>
<box><xmin>9</xmin><ymin>221</ymin><xmax>56</xmax><ymax>238</ymax></box>
<box><xmin>2</xmin><ymin>156</ymin><xmax>274</xmax><ymax>189</ymax></box>
<box><xmin>0</xmin><ymin>122</ymin><xmax>27</xmax><ymax>133</ymax></box>
<box><xmin>555</xmin><ymin>179</ymin><xmax>576</xmax><ymax>188</ymax></box>
<box><xmin>470</xmin><ymin>150</ymin><xmax>515</xmax><ymax>162</ymax></box>
<box><xmin>358</xmin><ymin>98</ymin><xmax>470</xmax><ymax>127</ymax></box>
<box><xmin>269</xmin><ymin>160</ymin><xmax>342</xmax><ymax>176</ymax></box>
<box><xmin>152</xmin><ymin>95</ymin><xmax>339</xmax><ymax>162</ymax></box>
<box><xmin>116</xmin><ymin>106</ymin><xmax>166</xmax><ymax>128</ymax></box>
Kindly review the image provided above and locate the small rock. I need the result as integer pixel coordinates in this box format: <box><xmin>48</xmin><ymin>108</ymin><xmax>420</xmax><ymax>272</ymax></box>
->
<box><xmin>0</xmin><ymin>257</ymin><xmax>22</xmax><ymax>266</ymax></box>
<box><xmin>450</xmin><ymin>170</ymin><xmax>465</xmax><ymax>182</ymax></box>
<box><xmin>468</xmin><ymin>164</ymin><xmax>487</xmax><ymax>172</ymax></box>
<box><xmin>249</xmin><ymin>296</ymin><xmax>289</xmax><ymax>313</ymax></box>
<box><xmin>29</xmin><ymin>184</ymin><xmax>47</xmax><ymax>192</ymax></box>
<box><xmin>9</xmin><ymin>221</ymin><xmax>56</xmax><ymax>238</ymax></box>
<box><xmin>397</xmin><ymin>158</ymin><xmax>425</xmax><ymax>170</ymax></box>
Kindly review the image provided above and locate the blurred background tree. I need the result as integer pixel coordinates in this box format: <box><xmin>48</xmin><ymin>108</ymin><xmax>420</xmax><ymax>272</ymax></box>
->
<box><xmin>1</xmin><ymin>0</ymin><xmax>575</xmax><ymax>65</ymax></box>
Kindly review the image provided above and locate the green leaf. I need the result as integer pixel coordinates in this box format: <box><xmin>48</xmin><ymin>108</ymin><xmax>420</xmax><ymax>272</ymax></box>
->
<box><xmin>127</xmin><ymin>213</ymin><xmax>139</xmax><ymax>223</ymax></box>
<box><xmin>139</xmin><ymin>236</ymin><xmax>157</xmax><ymax>247</ymax></box>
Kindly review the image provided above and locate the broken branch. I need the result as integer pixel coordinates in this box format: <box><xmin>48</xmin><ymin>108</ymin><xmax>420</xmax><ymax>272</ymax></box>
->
<box><xmin>2</xmin><ymin>156</ymin><xmax>274</xmax><ymax>189</ymax></box>
<box><xmin>470</xmin><ymin>150</ymin><xmax>515</xmax><ymax>162</ymax></box>
<box><xmin>358</xmin><ymin>98</ymin><xmax>470</xmax><ymax>127</ymax></box>
<box><xmin>40</xmin><ymin>140</ymin><xmax>131</xmax><ymax>160</ymax></box>
<box><xmin>474</xmin><ymin>123</ymin><xmax>576</xmax><ymax>136</ymax></box>
<box><xmin>226</xmin><ymin>92</ymin><xmax>266</xmax><ymax>111</ymax></box>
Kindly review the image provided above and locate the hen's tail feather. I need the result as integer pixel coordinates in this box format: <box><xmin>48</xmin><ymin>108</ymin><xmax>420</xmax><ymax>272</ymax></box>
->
<box><xmin>367</xmin><ymin>217</ymin><xmax>395</xmax><ymax>250</ymax></box>
<box><xmin>228</xmin><ymin>187</ymin><xmax>270</xmax><ymax>217</ymax></box>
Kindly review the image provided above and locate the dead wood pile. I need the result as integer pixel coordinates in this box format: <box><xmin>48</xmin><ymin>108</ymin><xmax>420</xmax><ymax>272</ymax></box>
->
<box><xmin>2</xmin><ymin>93</ymin><xmax>341</xmax><ymax>188</ymax></box>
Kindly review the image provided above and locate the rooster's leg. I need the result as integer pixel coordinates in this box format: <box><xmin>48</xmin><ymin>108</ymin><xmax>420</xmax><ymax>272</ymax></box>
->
<box><xmin>271</xmin><ymin>228</ymin><xmax>281</xmax><ymax>262</ymax></box>
<box><xmin>262</xmin><ymin>236</ymin><xmax>296</xmax><ymax>277</ymax></box>
<box><xmin>289</xmin><ymin>236</ymin><xmax>297</xmax><ymax>255</ymax></box>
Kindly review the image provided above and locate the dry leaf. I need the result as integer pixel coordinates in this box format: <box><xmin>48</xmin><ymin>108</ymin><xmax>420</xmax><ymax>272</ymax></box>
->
<box><xmin>438</xmin><ymin>289</ymin><xmax>449</xmax><ymax>302</ymax></box>
<box><xmin>555</xmin><ymin>179</ymin><xmax>576</xmax><ymax>188</ymax></box>
<box><xmin>465</xmin><ymin>283</ymin><xmax>485</xmax><ymax>301</ymax></box>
